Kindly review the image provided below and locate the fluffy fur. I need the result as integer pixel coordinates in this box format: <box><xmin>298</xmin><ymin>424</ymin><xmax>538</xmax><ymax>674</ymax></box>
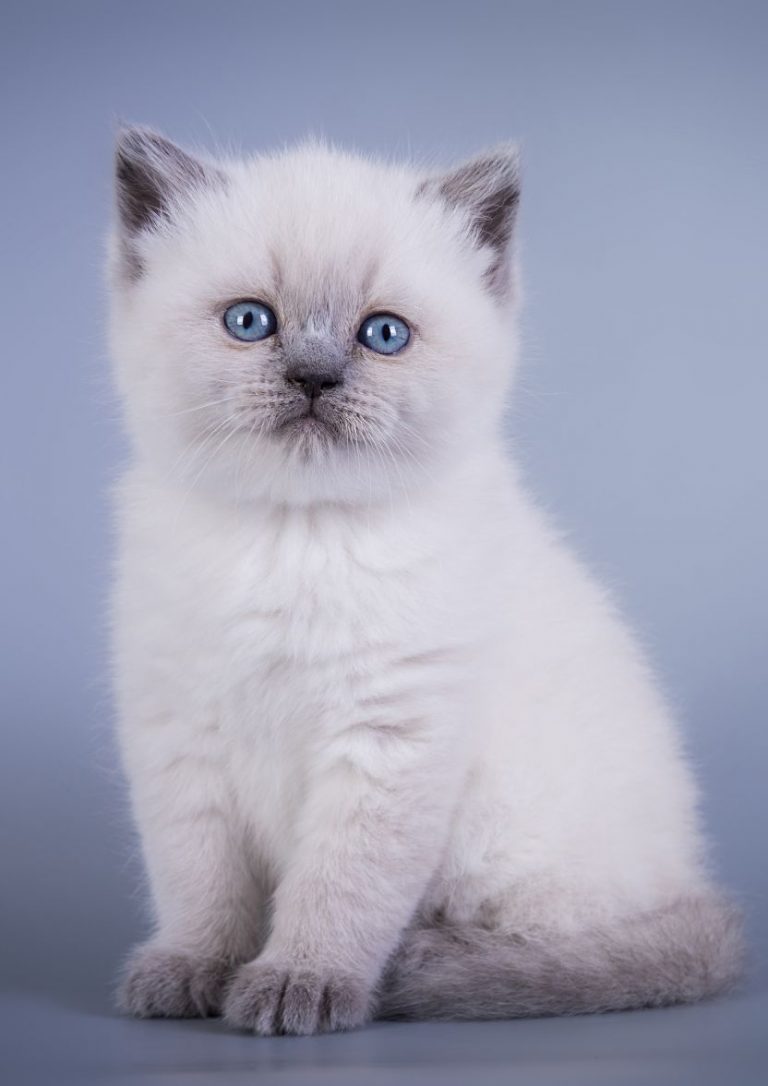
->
<box><xmin>109</xmin><ymin>127</ymin><xmax>742</xmax><ymax>1035</ymax></box>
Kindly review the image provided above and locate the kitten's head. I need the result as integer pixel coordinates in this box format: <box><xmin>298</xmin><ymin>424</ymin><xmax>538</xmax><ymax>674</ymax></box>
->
<box><xmin>110</xmin><ymin>127</ymin><xmax>520</xmax><ymax>506</ymax></box>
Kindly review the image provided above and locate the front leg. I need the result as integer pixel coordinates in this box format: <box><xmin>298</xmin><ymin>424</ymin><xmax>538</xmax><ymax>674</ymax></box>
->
<box><xmin>117</xmin><ymin>712</ymin><xmax>263</xmax><ymax>1018</ymax></box>
<box><xmin>224</xmin><ymin>693</ymin><xmax>466</xmax><ymax>1035</ymax></box>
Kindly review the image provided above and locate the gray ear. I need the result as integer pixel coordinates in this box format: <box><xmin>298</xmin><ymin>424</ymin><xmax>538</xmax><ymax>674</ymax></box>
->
<box><xmin>114</xmin><ymin>126</ymin><xmax>222</xmax><ymax>275</ymax></box>
<box><xmin>419</xmin><ymin>146</ymin><xmax>520</xmax><ymax>297</ymax></box>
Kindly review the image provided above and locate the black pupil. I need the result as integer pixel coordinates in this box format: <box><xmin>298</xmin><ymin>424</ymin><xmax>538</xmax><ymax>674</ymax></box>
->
<box><xmin>241</xmin><ymin>310</ymin><xmax>254</xmax><ymax>330</ymax></box>
<box><xmin>382</xmin><ymin>323</ymin><xmax>392</xmax><ymax>342</ymax></box>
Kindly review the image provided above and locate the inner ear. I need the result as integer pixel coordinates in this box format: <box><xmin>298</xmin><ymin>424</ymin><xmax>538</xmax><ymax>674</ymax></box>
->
<box><xmin>114</xmin><ymin>126</ymin><xmax>224</xmax><ymax>276</ymax></box>
<box><xmin>418</xmin><ymin>146</ymin><xmax>520</xmax><ymax>297</ymax></box>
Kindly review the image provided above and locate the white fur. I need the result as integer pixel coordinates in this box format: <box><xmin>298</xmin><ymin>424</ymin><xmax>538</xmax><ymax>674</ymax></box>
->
<box><xmin>110</xmin><ymin>137</ymin><xmax>718</xmax><ymax>1024</ymax></box>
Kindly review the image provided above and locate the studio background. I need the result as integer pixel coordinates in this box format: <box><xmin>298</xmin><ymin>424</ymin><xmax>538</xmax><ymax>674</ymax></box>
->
<box><xmin>1</xmin><ymin>2</ymin><xmax>766</xmax><ymax>1083</ymax></box>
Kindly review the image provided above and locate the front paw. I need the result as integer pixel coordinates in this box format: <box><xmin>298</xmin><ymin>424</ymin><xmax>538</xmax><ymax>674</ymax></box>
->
<box><xmin>223</xmin><ymin>959</ymin><xmax>372</xmax><ymax>1035</ymax></box>
<box><xmin>117</xmin><ymin>944</ymin><xmax>233</xmax><ymax>1018</ymax></box>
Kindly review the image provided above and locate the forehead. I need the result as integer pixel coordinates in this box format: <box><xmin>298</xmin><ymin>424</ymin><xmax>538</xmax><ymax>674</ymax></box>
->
<box><xmin>184</xmin><ymin>146</ymin><xmax>455</xmax><ymax>324</ymax></box>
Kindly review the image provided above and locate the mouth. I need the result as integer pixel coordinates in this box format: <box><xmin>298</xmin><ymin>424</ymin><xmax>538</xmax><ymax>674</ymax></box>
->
<box><xmin>272</xmin><ymin>401</ymin><xmax>340</xmax><ymax>450</ymax></box>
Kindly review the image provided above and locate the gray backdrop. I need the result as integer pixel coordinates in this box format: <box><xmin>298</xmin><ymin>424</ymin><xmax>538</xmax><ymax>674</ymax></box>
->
<box><xmin>1</xmin><ymin>2</ymin><xmax>766</xmax><ymax>1083</ymax></box>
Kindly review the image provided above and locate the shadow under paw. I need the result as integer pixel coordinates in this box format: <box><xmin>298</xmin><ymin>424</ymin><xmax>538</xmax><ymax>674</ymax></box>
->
<box><xmin>118</xmin><ymin>945</ymin><xmax>234</xmax><ymax>1018</ymax></box>
<box><xmin>223</xmin><ymin>960</ymin><xmax>371</xmax><ymax>1035</ymax></box>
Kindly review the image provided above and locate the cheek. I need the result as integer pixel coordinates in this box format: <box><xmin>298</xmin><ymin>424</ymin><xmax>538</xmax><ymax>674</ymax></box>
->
<box><xmin>224</xmin><ymin>341</ymin><xmax>286</xmax><ymax>399</ymax></box>
<box><xmin>161</xmin><ymin>312</ymin><xmax>279</xmax><ymax>401</ymax></box>
<box><xmin>413</xmin><ymin>300</ymin><xmax>512</xmax><ymax>415</ymax></box>
<box><xmin>352</xmin><ymin>348</ymin><xmax>446</xmax><ymax>431</ymax></box>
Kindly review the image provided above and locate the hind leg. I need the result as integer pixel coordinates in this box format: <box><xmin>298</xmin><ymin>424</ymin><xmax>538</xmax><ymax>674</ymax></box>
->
<box><xmin>377</xmin><ymin>894</ymin><xmax>744</xmax><ymax>1020</ymax></box>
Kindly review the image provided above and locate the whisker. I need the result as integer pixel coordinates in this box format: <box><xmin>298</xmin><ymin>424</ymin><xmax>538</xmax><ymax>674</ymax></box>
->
<box><xmin>161</xmin><ymin>407</ymin><xmax>246</xmax><ymax>486</ymax></box>
<box><xmin>150</xmin><ymin>396</ymin><xmax>236</xmax><ymax>421</ymax></box>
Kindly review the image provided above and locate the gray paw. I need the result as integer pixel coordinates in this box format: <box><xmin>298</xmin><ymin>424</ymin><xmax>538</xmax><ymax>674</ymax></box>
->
<box><xmin>223</xmin><ymin>960</ymin><xmax>372</xmax><ymax>1035</ymax></box>
<box><xmin>117</xmin><ymin>944</ymin><xmax>233</xmax><ymax>1018</ymax></box>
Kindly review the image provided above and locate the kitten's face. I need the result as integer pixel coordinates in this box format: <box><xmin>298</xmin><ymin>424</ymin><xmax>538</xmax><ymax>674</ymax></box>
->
<box><xmin>110</xmin><ymin>131</ymin><xmax>519</xmax><ymax>505</ymax></box>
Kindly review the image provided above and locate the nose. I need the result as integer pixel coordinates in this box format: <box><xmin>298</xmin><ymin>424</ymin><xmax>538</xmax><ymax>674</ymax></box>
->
<box><xmin>285</xmin><ymin>365</ymin><xmax>343</xmax><ymax>401</ymax></box>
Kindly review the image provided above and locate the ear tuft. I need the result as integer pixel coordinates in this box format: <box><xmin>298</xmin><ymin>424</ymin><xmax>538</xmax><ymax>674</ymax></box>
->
<box><xmin>419</xmin><ymin>145</ymin><xmax>521</xmax><ymax>297</ymax></box>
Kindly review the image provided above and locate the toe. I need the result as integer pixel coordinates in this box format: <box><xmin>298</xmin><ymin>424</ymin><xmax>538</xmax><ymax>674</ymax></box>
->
<box><xmin>321</xmin><ymin>975</ymin><xmax>371</xmax><ymax>1032</ymax></box>
<box><xmin>278</xmin><ymin>972</ymin><xmax>324</xmax><ymax>1035</ymax></box>
<box><xmin>224</xmin><ymin>962</ymin><xmax>287</xmax><ymax>1035</ymax></box>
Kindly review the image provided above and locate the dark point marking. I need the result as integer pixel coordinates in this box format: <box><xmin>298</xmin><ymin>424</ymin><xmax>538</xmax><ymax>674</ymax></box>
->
<box><xmin>417</xmin><ymin>146</ymin><xmax>521</xmax><ymax>298</ymax></box>
<box><xmin>114</xmin><ymin>125</ymin><xmax>226</xmax><ymax>280</ymax></box>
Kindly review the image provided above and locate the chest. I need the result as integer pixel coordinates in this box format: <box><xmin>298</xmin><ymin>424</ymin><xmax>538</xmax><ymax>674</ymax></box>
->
<box><xmin>154</xmin><ymin>505</ymin><xmax>466</xmax><ymax>861</ymax></box>
<box><xmin>135</xmin><ymin>497</ymin><xmax>467</xmax><ymax>731</ymax></box>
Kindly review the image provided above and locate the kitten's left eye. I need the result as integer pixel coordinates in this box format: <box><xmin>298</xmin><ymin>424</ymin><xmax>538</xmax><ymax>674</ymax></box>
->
<box><xmin>223</xmin><ymin>300</ymin><xmax>277</xmax><ymax>342</ymax></box>
<box><xmin>357</xmin><ymin>313</ymin><xmax>410</xmax><ymax>355</ymax></box>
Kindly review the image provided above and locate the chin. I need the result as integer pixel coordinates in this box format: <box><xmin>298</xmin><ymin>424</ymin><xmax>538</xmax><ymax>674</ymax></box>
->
<box><xmin>275</xmin><ymin>413</ymin><xmax>340</xmax><ymax>462</ymax></box>
<box><xmin>236</xmin><ymin>438</ymin><xmax>419</xmax><ymax>508</ymax></box>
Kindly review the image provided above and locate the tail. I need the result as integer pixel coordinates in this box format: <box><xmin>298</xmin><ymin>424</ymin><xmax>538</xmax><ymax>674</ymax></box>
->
<box><xmin>377</xmin><ymin>894</ymin><xmax>744</xmax><ymax>1020</ymax></box>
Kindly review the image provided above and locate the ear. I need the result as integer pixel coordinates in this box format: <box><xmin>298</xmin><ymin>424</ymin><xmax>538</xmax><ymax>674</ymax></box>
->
<box><xmin>418</xmin><ymin>145</ymin><xmax>520</xmax><ymax>298</ymax></box>
<box><xmin>114</xmin><ymin>125</ymin><xmax>223</xmax><ymax>276</ymax></box>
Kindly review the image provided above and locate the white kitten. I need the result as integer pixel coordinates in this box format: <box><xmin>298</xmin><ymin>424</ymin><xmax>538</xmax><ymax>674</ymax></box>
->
<box><xmin>110</xmin><ymin>127</ymin><xmax>742</xmax><ymax>1034</ymax></box>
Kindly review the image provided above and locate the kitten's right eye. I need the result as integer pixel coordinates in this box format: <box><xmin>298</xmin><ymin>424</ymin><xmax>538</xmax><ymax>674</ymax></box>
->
<box><xmin>223</xmin><ymin>301</ymin><xmax>277</xmax><ymax>342</ymax></box>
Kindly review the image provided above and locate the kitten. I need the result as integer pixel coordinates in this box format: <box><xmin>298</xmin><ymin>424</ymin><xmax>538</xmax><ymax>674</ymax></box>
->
<box><xmin>110</xmin><ymin>126</ymin><xmax>742</xmax><ymax>1035</ymax></box>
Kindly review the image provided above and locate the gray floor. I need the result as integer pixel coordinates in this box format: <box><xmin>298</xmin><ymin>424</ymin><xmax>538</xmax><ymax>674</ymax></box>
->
<box><xmin>3</xmin><ymin>989</ymin><xmax>767</xmax><ymax>1086</ymax></box>
<box><xmin>3</xmin><ymin>975</ymin><xmax>767</xmax><ymax>1085</ymax></box>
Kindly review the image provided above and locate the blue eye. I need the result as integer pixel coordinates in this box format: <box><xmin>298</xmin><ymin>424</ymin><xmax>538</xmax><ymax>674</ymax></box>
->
<box><xmin>357</xmin><ymin>313</ymin><xmax>410</xmax><ymax>355</ymax></box>
<box><xmin>223</xmin><ymin>300</ymin><xmax>277</xmax><ymax>342</ymax></box>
